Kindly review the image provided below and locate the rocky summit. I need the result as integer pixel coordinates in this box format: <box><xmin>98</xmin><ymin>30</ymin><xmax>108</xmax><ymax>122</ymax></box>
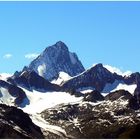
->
<box><xmin>29</xmin><ymin>41</ymin><xmax>85</xmax><ymax>81</ymax></box>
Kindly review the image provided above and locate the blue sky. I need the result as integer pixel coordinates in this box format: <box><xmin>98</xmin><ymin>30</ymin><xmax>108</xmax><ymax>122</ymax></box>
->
<box><xmin>0</xmin><ymin>1</ymin><xmax>140</xmax><ymax>74</ymax></box>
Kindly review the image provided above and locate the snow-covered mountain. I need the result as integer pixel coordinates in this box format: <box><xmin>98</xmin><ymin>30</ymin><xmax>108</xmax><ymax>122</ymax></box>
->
<box><xmin>2</xmin><ymin>41</ymin><xmax>140</xmax><ymax>112</ymax></box>
<box><xmin>1</xmin><ymin>41</ymin><xmax>140</xmax><ymax>138</ymax></box>
<box><xmin>62</xmin><ymin>64</ymin><xmax>121</xmax><ymax>91</ymax></box>
<box><xmin>28</xmin><ymin>41</ymin><xmax>85</xmax><ymax>81</ymax></box>
<box><xmin>62</xmin><ymin>63</ymin><xmax>139</xmax><ymax>97</ymax></box>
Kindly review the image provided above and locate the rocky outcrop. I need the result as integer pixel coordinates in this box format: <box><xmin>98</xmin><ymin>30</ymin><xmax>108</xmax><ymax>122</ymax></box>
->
<box><xmin>83</xmin><ymin>90</ymin><xmax>104</xmax><ymax>102</ymax></box>
<box><xmin>105</xmin><ymin>90</ymin><xmax>133</xmax><ymax>101</ymax></box>
<box><xmin>0</xmin><ymin>104</ymin><xmax>44</xmax><ymax>139</ymax></box>
<box><xmin>8</xmin><ymin>70</ymin><xmax>60</xmax><ymax>92</ymax></box>
<box><xmin>0</xmin><ymin>80</ymin><xmax>29</xmax><ymax>107</ymax></box>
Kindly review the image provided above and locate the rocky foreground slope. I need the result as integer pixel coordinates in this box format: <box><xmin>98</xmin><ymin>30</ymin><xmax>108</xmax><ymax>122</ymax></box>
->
<box><xmin>0</xmin><ymin>104</ymin><xmax>44</xmax><ymax>138</ymax></box>
<box><xmin>41</xmin><ymin>90</ymin><xmax>140</xmax><ymax>139</ymax></box>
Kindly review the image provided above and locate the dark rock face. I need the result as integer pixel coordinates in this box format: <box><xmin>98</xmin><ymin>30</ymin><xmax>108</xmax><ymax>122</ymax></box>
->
<box><xmin>0</xmin><ymin>104</ymin><xmax>44</xmax><ymax>139</ymax></box>
<box><xmin>8</xmin><ymin>70</ymin><xmax>60</xmax><ymax>92</ymax></box>
<box><xmin>124</xmin><ymin>72</ymin><xmax>140</xmax><ymax>85</ymax></box>
<box><xmin>0</xmin><ymin>80</ymin><xmax>29</xmax><ymax>107</ymax></box>
<box><xmin>0</xmin><ymin>80</ymin><xmax>9</xmax><ymax>87</ymax></box>
<box><xmin>105</xmin><ymin>90</ymin><xmax>140</xmax><ymax>110</ymax></box>
<box><xmin>124</xmin><ymin>72</ymin><xmax>140</xmax><ymax>104</ymax></box>
<box><xmin>41</xmin><ymin>90</ymin><xmax>140</xmax><ymax>139</ymax></box>
<box><xmin>105</xmin><ymin>90</ymin><xmax>133</xmax><ymax>101</ymax></box>
<box><xmin>128</xmin><ymin>96</ymin><xmax>140</xmax><ymax>110</ymax></box>
<box><xmin>62</xmin><ymin>64</ymin><xmax>123</xmax><ymax>92</ymax></box>
<box><xmin>83</xmin><ymin>90</ymin><xmax>104</xmax><ymax>102</ymax></box>
<box><xmin>29</xmin><ymin>41</ymin><xmax>85</xmax><ymax>81</ymax></box>
<box><xmin>8</xmin><ymin>84</ymin><xmax>29</xmax><ymax>106</ymax></box>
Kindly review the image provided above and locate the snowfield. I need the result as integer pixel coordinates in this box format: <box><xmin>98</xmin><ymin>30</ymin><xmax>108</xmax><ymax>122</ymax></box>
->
<box><xmin>20</xmin><ymin>88</ymin><xmax>83</xmax><ymax>114</ymax></box>
<box><xmin>76</xmin><ymin>87</ymin><xmax>95</xmax><ymax>94</ymax></box>
<box><xmin>0</xmin><ymin>73</ymin><xmax>12</xmax><ymax>81</ymax></box>
<box><xmin>111</xmin><ymin>83</ymin><xmax>137</xmax><ymax>94</ymax></box>
<box><xmin>102</xmin><ymin>80</ymin><xmax>137</xmax><ymax>95</ymax></box>
<box><xmin>51</xmin><ymin>71</ymin><xmax>71</xmax><ymax>85</ymax></box>
<box><xmin>103</xmin><ymin>64</ymin><xmax>132</xmax><ymax>76</ymax></box>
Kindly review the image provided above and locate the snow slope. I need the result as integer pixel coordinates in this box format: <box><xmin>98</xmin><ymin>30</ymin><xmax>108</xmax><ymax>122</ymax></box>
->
<box><xmin>76</xmin><ymin>87</ymin><xmax>95</xmax><ymax>94</ymax></box>
<box><xmin>31</xmin><ymin>114</ymin><xmax>67</xmax><ymax>138</ymax></box>
<box><xmin>111</xmin><ymin>83</ymin><xmax>137</xmax><ymax>94</ymax></box>
<box><xmin>0</xmin><ymin>73</ymin><xmax>12</xmax><ymax>81</ymax></box>
<box><xmin>51</xmin><ymin>71</ymin><xmax>71</xmax><ymax>85</ymax></box>
<box><xmin>103</xmin><ymin>65</ymin><xmax>132</xmax><ymax>76</ymax></box>
<box><xmin>20</xmin><ymin>88</ymin><xmax>83</xmax><ymax>114</ymax></box>
<box><xmin>102</xmin><ymin>80</ymin><xmax>137</xmax><ymax>95</ymax></box>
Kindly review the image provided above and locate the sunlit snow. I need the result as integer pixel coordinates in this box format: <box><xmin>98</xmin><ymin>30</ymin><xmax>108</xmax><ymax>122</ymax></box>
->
<box><xmin>0</xmin><ymin>73</ymin><xmax>12</xmax><ymax>81</ymax></box>
<box><xmin>20</xmin><ymin>88</ymin><xmax>83</xmax><ymax>114</ymax></box>
<box><xmin>37</xmin><ymin>63</ymin><xmax>46</xmax><ymax>77</ymax></box>
<box><xmin>111</xmin><ymin>83</ymin><xmax>137</xmax><ymax>94</ymax></box>
<box><xmin>76</xmin><ymin>87</ymin><xmax>95</xmax><ymax>94</ymax></box>
<box><xmin>51</xmin><ymin>71</ymin><xmax>71</xmax><ymax>85</ymax></box>
<box><xmin>104</xmin><ymin>65</ymin><xmax>132</xmax><ymax>76</ymax></box>
<box><xmin>102</xmin><ymin>79</ymin><xmax>137</xmax><ymax>95</ymax></box>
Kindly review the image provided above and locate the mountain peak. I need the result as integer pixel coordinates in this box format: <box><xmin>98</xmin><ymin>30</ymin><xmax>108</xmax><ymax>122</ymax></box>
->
<box><xmin>43</xmin><ymin>41</ymin><xmax>68</xmax><ymax>54</ymax></box>
<box><xmin>89</xmin><ymin>63</ymin><xmax>108</xmax><ymax>75</ymax></box>
<box><xmin>28</xmin><ymin>41</ymin><xmax>85</xmax><ymax>81</ymax></box>
<box><xmin>94</xmin><ymin>63</ymin><xmax>103</xmax><ymax>67</ymax></box>
<box><xmin>55</xmin><ymin>41</ymin><xmax>67</xmax><ymax>47</ymax></box>
<box><xmin>93</xmin><ymin>63</ymin><xmax>104</xmax><ymax>69</ymax></box>
<box><xmin>62</xmin><ymin>63</ymin><xmax>123</xmax><ymax>92</ymax></box>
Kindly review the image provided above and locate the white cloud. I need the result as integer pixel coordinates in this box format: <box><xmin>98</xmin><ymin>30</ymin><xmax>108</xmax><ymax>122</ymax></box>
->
<box><xmin>3</xmin><ymin>54</ymin><xmax>13</xmax><ymax>59</ymax></box>
<box><xmin>25</xmin><ymin>53</ymin><xmax>39</xmax><ymax>59</ymax></box>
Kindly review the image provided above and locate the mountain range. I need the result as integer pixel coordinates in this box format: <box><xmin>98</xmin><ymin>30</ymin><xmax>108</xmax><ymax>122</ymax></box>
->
<box><xmin>0</xmin><ymin>41</ymin><xmax>140</xmax><ymax>138</ymax></box>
